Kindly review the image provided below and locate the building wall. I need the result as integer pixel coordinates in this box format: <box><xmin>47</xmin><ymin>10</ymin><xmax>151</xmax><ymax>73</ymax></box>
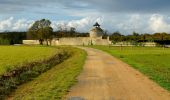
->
<box><xmin>51</xmin><ymin>37</ymin><xmax>110</xmax><ymax>46</ymax></box>
<box><xmin>144</xmin><ymin>42</ymin><xmax>157</xmax><ymax>47</ymax></box>
<box><xmin>89</xmin><ymin>30</ymin><xmax>103</xmax><ymax>38</ymax></box>
<box><xmin>23</xmin><ymin>37</ymin><xmax>110</xmax><ymax>46</ymax></box>
<box><xmin>23</xmin><ymin>40</ymin><xmax>52</xmax><ymax>45</ymax></box>
<box><xmin>23</xmin><ymin>40</ymin><xmax>39</xmax><ymax>45</ymax></box>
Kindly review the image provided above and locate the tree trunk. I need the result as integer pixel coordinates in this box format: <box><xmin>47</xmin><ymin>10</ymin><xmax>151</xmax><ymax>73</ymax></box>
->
<box><xmin>39</xmin><ymin>39</ymin><xmax>43</xmax><ymax>45</ymax></box>
<box><xmin>49</xmin><ymin>40</ymin><xmax>52</xmax><ymax>46</ymax></box>
<box><xmin>46</xmin><ymin>39</ymin><xmax>48</xmax><ymax>46</ymax></box>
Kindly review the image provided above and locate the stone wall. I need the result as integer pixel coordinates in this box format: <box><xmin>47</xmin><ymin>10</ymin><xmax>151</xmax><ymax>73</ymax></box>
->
<box><xmin>23</xmin><ymin>37</ymin><xmax>111</xmax><ymax>46</ymax></box>
<box><xmin>112</xmin><ymin>42</ymin><xmax>157</xmax><ymax>47</ymax></box>
<box><xmin>144</xmin><ymin>42</ymin><xmax>157</xmax><ymax>47</ymax></box>
<box><xmin>22</xmin><ymin>39</ymin><xmax>157</xmax><ymax>47</ymax></box>
<box><xmin>51</xmin><ymin>37</ymin><xmax>110</xmax><ymax>46</ymax></box>
<box><xmin>23</xmin><ymin>40</ymin><xmax>51</xmax><ymax>45</ymax></box>
<box><xmin>53</xmin><ymin>37</ymin><xmax>90</xmax><ymax>45</ymax></box>
<box><xmin>23</xmin><ymin>40</ymin><xmax>39</xmax><ymax>45</ymax></box>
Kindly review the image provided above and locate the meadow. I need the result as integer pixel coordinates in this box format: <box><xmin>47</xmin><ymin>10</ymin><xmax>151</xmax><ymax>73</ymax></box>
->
<box><xmin>9</xmin><ymin>47</ymin><xmax>86</xmax><ymax>100</ymax></box>
<box><xmin>90</xmin><ymin>46</ymin><xmax>170</xmax><ymax>91</ymax></box>
<box><xmin>0</xmin><ymin>46</ymin><xmax>57</xmax><ymax>75</ymax></box>
<box><xmin>0</xmin><ymin>46</ymin><xmax>86</xmax><ymax>99</ymax></box>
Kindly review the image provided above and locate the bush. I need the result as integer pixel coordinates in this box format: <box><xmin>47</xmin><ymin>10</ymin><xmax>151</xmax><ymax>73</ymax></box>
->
<box><xmin>0</xmin><ymin>38</ymin><xmax>10</xmax><ymax>45</ymax></box>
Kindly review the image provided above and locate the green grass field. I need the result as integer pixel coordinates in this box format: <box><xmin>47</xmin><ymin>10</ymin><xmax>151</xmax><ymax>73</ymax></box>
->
<box><xmin>90</xmin><ymin>46</ymin><xmax>170</xmax><ymax>91</ymax></box>
<box><xmin>10</xmin><ymin>47</ymin><xmax>86</xmax><ymax>100</ymax></box>
<box><xmin>0</xmin><ymin>46</ymin><xmax>57</xmax><ymax>75</ymax></box>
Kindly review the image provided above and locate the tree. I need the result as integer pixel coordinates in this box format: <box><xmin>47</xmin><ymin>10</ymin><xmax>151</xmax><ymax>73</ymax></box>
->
<box><xmin>132</xmin><ymin>31</ymin><xmax>139</xmax><ymax>40</ymax></box>
<box><xmin>112</xmin><ymin>31</ymin><xmax>122</xmax><ymax>36</ymax></box>
<box><xmin>69</xmin><ymin>27</ymin><xmax>76</xmax><ymax>37</ymax></box>
<box><xmin>102</xmin><ymin>30</ymin><xmax>109</xmax><ymax>39</ymax></box>
<box><xmin>41</xmin><ymin>27</ymin><xmax>53</xmax><ymax>45</ymax></box>
<box><xmin>110</xmin><ymin>31</ymin><xmax>122</xmax><ymax>42</ymax></box>
<box><xmin>27</xmin><ymin>19</ymin><xmax>53</xmax><ymax>45</ymax></box>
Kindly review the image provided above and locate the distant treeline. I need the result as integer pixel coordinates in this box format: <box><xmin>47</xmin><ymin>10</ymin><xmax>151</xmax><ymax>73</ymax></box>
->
<box><xmin>109</xmin><ymin>31</ymin><xmax>170</xmax><ymax>45</ymax></box>
<box><xmin>0</xmin><ymin>32</ymin><xmax>26</xmax><ymax>45</ymax></box>
<box><xmin>27</xmin><ymin>31</ymin><xmax>89</xmax><ymax>39</ymax></box>
<box><xmin>0</xmin><ymin>31</ymin><xmax>89</xmax><ymax>45</ymax></box>
<box><xmin>1</xmin><ymin>31</ymin><xmax>170</xmax><ymax>45</ymax></box>
<box><xmin>54</xmin><ymin>31</ymin><xmax>89</xmax><ymax>38</ymax></box>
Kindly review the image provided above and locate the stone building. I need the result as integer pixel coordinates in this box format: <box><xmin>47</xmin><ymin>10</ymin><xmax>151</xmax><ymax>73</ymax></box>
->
<box><xmin>89</xmin><ymin>22</ymin><xmax>103</xmax><ymax>38</ymax></box>
<box><xmin>23</xmin><ymin>22</ymin><xmax>111</xmax><ymax>45</ymax></box>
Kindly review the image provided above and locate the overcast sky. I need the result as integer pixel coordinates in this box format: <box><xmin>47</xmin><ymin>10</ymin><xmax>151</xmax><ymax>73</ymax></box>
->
<box><xmin>0</xmin><ymin>0</ymin><xmax>170</xmax><ymax>34</ymax></box>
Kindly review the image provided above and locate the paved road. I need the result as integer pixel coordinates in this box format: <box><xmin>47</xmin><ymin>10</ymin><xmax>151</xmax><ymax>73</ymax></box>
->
<box><xmin>66</xmin><ymin>47</ymin><xmax>170</xmax><ymax>100</ymax></box>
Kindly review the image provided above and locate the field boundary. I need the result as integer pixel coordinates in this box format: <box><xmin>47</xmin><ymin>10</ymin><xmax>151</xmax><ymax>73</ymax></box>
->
<box><xmin>7</xmin><ymin>47</ymin><xmax>86</xmax><ymax>100</ymax></box>
<box><xmin>0</xmin><ymin>50</ymin><xmax>70</xmax><ymax>99</ymax></box>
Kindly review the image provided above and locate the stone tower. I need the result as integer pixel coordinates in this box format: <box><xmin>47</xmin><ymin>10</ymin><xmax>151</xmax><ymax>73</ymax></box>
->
<box><xmin>89</xmin><ymin>22</ymin><xmax>103</xmax><ymax>38</ymax></box>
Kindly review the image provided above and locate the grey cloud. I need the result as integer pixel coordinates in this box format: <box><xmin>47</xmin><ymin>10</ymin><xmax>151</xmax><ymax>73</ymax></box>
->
<box><xmin>1</xmin><ymin>0</ymin><xmax>170</xmax><ymax>14</ymax></box>
<box><xmin>75</xmin><ymin>0</ymin><xmax>170</xmax><ymax>13</ymax></box>
<box><xmin>1</xmin><ymin>0</ymin><xmax>170</xmax><ymax>34</ymax></box>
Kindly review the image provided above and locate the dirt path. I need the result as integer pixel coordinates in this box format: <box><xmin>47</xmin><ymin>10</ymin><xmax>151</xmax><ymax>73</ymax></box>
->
<box><xmin>66</xmin><ymin>47</ymin><xmax>170</xmax><ymax>100</ymax></box>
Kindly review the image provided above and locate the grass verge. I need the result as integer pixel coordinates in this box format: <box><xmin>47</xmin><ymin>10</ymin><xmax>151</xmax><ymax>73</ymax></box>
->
<box><xmin>9</xmin><ymin>47</ymin><xmax>86</xmax><ymax>100</ymax></box>
<box><xmin>89</xmin><ymin>45</ymin><xmax>170</xmax><ymax>91</ymax></box>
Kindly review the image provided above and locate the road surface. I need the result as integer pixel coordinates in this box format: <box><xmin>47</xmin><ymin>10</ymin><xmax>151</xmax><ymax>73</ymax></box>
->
<box><xmin>66</xmin><ymin>47</ymin><xmax>170</xmax><ymax>100</ymax></box>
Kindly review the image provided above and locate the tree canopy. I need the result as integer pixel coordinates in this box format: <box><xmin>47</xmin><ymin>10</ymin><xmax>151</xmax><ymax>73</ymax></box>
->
<box><xmin>27</xmin><ymin>19</ymin><xmax>53</xmax><ymax>45</ymax></box>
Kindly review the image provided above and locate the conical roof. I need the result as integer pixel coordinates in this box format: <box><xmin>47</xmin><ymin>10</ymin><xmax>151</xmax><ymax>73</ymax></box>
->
<box><xmin>90</xmin><ymin>23</ymin><xmax>103</xmax><ymax>38</ymax></box>
<box><xmin>93</xmin><ymin>22</ymin><xmax>100</xmax><ymax>27</ymax></box>
<box><xmin>90</xmin><ymin>27</ymin><xmax>103</xmax><ymax>32</ymax></box>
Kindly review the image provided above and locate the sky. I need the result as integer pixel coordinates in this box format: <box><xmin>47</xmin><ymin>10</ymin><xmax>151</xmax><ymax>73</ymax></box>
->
<box><xmin>0</xmin><ymin>0</ymin><xmax>170</xmax><ymax>34</ymax></box>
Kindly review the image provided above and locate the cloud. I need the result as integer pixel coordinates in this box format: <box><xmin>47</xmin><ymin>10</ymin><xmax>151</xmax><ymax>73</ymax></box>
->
<box><xmin>0</xmin><ymin>17</ymin><xmax>13</xmax><ymax>31</ymax></box>
<box><xmin>1</xmin><ymin>0</ymin><xmax>170</xmax><ymax>35</ymax></box>
<box><xmin>75</xmin><ymin>0</ymin><xmax>170</xmax><ymax>14</ymax></box>
<box><xmin>149</xmin><ymin>14</ymin><xmax>170</xmax><ymax>33</ymax></box>
<box><xmin>1</xmin><ymin>14</ymin><xmax>170</xmax><ymax>34</ymax></box>
<box><xmin>0</xmin><ymin>16</ymin><xmax>107</xmax><ymax>33</ymax></box>
<box><xmin>12</xmin><ymin>19</ymin><xmax>34</xmax><ymax>31</ymax></box>
<box><xmin>0</xmin><ymin>0</ymin><xmax>170</xmax><ymax>15</ymax></box>
<box><xmin>0</xmin><ymin>17</ymin><xmax>33</xmax><ymax>32</ymax></box>
<box><xmin>52</xmin><ymin>17</ymin><xmax>102</xmax><ymax>32</ymax></box>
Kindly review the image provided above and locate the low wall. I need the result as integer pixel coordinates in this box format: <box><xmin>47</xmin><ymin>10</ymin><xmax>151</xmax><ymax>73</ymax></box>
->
<box><xmin>52</xmin><ymin>37</ymin><xmax>110</xmax><ymax>45</ymax></box>
<box><xmin>144</xmin><ymin>42</ymin><xmax>157</xmax><ymax>47</ymax></box>
<box><xmin>23</xmin><ymin>37</ymin><xmax>111</xmax><ymax>46</ymax></box>
<box><xmin>112</xmin><ymin>42</ymin><xmax>157</xmax><ymax>47</ymax></box>
<box><xmin>23</xmin><ymin>40</ymin><xmax>39</xmax><ymax>45</ymax></box>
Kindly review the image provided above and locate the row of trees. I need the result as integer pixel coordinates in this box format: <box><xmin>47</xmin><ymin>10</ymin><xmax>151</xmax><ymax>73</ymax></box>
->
<box><xmin>27</xmin><ymin>19</ymin><xmax>89</xmax><ymax>45</ymax></box>
<box><xmin>27</xmin><ymin>18</ymin><xmax>170</xmax><ymax>45</ymax></box>
<box><xmin>1</xmin><ymin>19</ymin><xmax>170</xmax><ymax>45</ymax></box>
<box><xmin>0</xmin><ymin>19</ymin><xmax>88</xmax><ymax>45</ymax></box>
<box><xmin>0</xmin><ymin>32</ymin><xmax>26</xmax><ymax>45</ymax></box>
<box><xmin>109</xmin><ymin>31</ymin><xmax>170</xmax><ymax>45</ymax></box>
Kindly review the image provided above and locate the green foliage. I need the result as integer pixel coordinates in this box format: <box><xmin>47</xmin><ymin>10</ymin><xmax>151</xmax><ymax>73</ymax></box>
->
<box><xmin>9</xmin><ymin>47</ymin><xmax>86</xmax><ymax>100</ymax></box>
<box><xmin>109</xmin><ymin>32</ymin><xmax>170</xmax><ymax>45</ymax></box>
<box><xmin>0</xmin><ymin>38</ymin><xmax>10</xmax><ymax>45</ymax></box>
<box><xmin>110</xmin><ymin>31</ymin><xmax>123</xmax><ymax>42</ymax></box>
<box><xmin>90</xmin><ymin>46</ymin><xmax>170</xmax><ymax>91</ymax></box>
<box><xmin>28</xmin><ymin>19</ymin><xmax>54</xmax><ymax>45</ymax></box>
<box><xmin>0</xmin><ymin>32</ymin><xmax>26</xmax><ymax>45</ymax></box>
